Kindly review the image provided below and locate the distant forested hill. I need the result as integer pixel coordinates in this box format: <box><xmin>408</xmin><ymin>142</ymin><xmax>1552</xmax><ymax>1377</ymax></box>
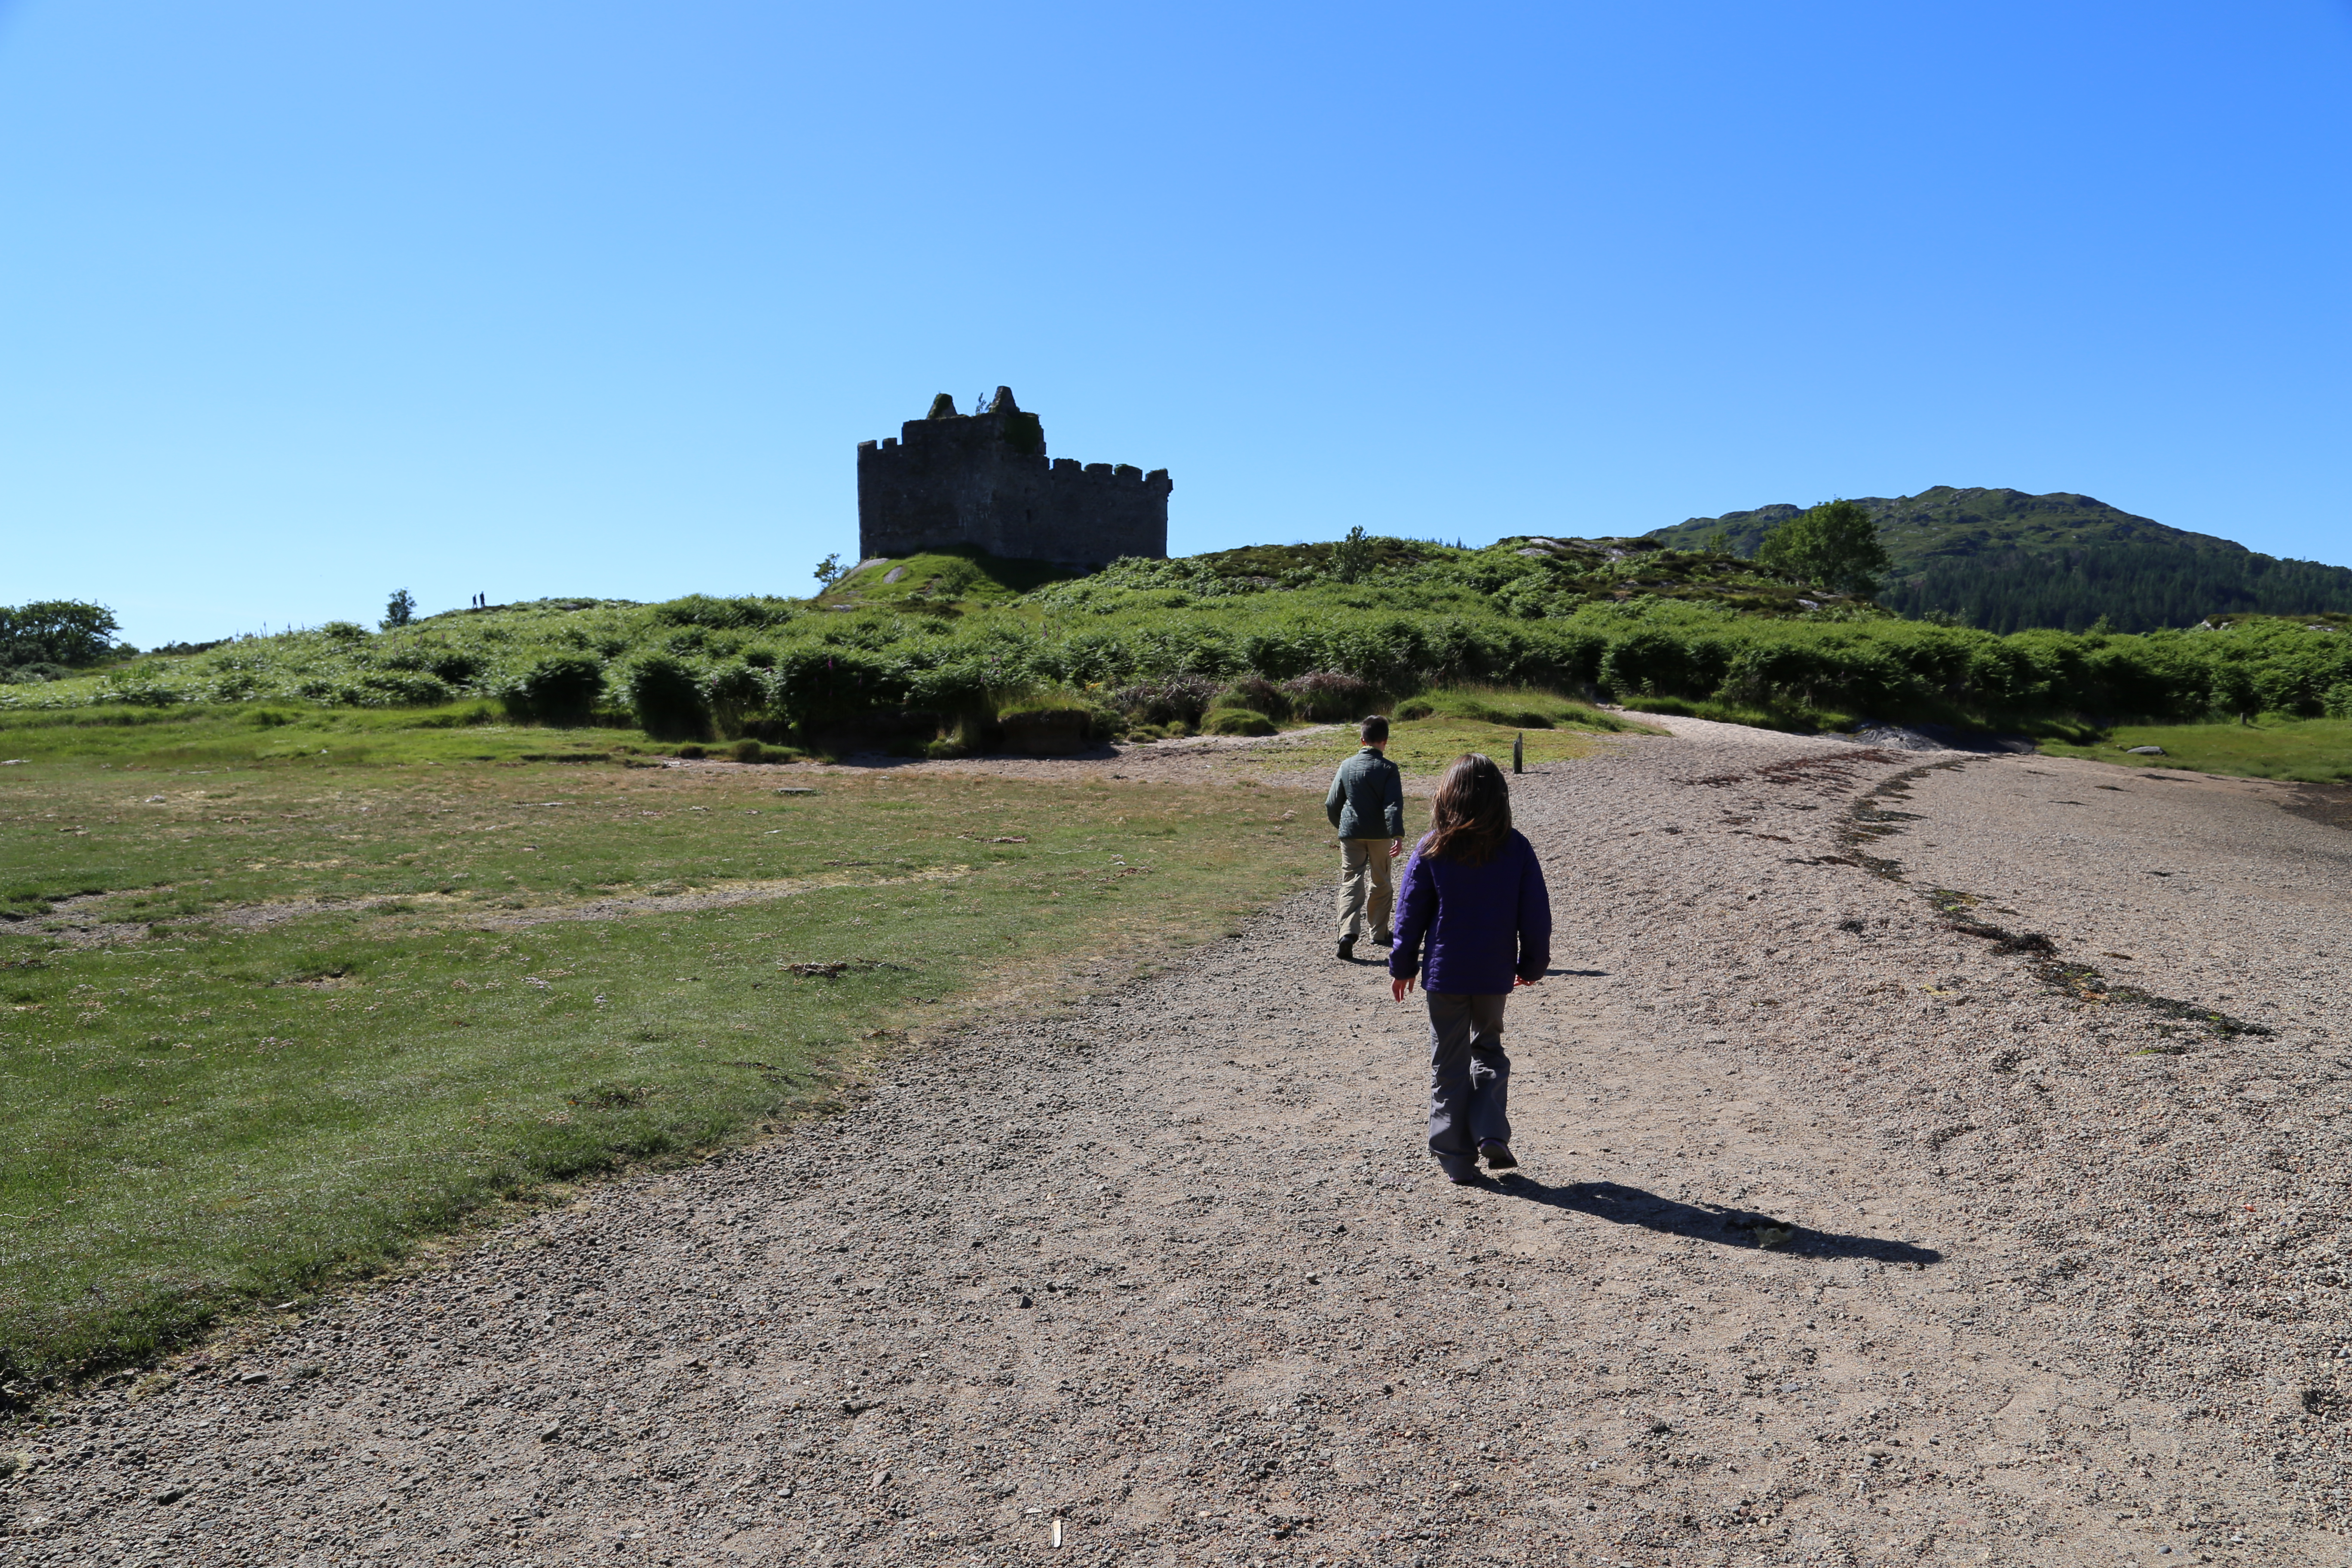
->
<box><xmin>1645</xmin><ymin>486</ymin><xmax>2352</xmax><ymax>633</ymax></box>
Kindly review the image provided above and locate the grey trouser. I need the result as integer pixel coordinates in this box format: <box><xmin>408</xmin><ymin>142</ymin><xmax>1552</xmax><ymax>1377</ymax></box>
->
<box><xmin>1426</xmin><ymin>991</ymin><xmax>1510</xmax><ymax>1176</ymax></box>
<box><xmin>1337</xmin><ymin>837</ymin><xmax>1394</xmax><ymax>940</ymax></box>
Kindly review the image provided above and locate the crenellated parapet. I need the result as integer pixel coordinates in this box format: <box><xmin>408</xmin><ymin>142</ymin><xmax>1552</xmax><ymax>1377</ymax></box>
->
<box><xmin>856</xmin><ymin>387</ymin><xmax>1169</xmax><ymax>566</ymax></box>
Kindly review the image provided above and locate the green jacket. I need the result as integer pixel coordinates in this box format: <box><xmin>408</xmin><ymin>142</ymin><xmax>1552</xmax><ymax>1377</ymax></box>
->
<box><xmin>1325</xmin><ymin>747</ymin><xmax>1404</xmax><ymax>839</ymax></box>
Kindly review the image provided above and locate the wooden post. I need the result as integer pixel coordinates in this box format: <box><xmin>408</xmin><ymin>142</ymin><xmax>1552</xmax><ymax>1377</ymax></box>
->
<box><xmin>1513</xmin><ymin>732</ymin><xmax>1524</xmax><ymax>774</ymax></box>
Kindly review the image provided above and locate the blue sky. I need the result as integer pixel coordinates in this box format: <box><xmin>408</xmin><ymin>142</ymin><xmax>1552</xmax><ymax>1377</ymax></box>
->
<box><xmin>3</xmin><ymin>1</ymin><xmax>2348</xmax><ymax>646</ymax></box>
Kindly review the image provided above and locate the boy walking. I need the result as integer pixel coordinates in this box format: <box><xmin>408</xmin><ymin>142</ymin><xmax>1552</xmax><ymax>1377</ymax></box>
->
<box><xmin>1324</xmin><ymin>715</ymin><xmax>1405</xmax><ymax>960</ymax></box>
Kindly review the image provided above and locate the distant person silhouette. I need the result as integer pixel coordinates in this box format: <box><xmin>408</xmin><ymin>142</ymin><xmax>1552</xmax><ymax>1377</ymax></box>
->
<box><xmin>1388</xmin><ymin>752</ymin><xmax>1552</xmax><ymax>1184</ymax></box>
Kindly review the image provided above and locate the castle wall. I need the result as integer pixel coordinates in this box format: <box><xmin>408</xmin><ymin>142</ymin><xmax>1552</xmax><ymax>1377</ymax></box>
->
<box><xmin>856</xmin><ymin>390</ymin><xmax>1169</xmax><ymax>565</ymax></box>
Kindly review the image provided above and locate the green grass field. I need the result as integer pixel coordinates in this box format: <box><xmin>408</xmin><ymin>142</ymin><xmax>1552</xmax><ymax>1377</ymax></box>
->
<box><xmin>0</xmin><ymin>713</ymin><xmax>1339</xmax><ymax>1388</ymax></box>
<box><xmin>2036</xmin><ymin>715</ymin><xmax>2352</xmax><ymax>784</ymax></box>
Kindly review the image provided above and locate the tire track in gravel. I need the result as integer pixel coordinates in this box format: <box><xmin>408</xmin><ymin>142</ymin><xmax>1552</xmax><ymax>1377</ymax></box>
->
<box><xmin>9</xmin><ymin>723</ymin><xmax>2334</xmax><ymax>1567</ymax></box>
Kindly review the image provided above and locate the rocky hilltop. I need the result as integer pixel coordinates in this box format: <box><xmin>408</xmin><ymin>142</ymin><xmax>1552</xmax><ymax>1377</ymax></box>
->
<box><xmin>1646</xmin><ymin>486</ymin><xmax>2352</xmax><ymax>631</ymax></box>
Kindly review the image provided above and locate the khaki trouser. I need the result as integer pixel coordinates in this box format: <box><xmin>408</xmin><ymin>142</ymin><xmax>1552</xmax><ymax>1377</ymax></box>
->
<box><xmin>1336</xmin><ymin>837</ymin><xmax>1394</xmax><ymax>940</ymax></box>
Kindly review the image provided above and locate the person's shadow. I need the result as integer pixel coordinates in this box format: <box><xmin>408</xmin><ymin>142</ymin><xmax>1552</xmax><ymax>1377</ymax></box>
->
<box><xmin>1487</xmin><ymin>1176</ymin><xmax>1941</xmax><ymax>1265</ymax></box>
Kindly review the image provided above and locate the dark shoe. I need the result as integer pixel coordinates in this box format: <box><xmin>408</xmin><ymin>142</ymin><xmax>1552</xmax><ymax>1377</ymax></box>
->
<box><xmin>1337</xmin><ymin>937</ymin><xmax>1356</xmax><ymax>961</ymax></box>
<box><xmin>1371</xmin><ymin>929</ymin><xmax>1394</xmax><ymax>947</ymax></box>
<box><xmin>1479</xmin><ymin>1140</ymin><xmax>1518</xmax><ymax>1170</ymax></box>
<box><xmin>1446</xmin><ymin>1169</ymin><xmax>1482</xmax><ymax>1186</ymax></box>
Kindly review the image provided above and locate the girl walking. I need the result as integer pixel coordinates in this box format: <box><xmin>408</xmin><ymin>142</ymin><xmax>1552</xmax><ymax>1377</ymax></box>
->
<box><xmin>1387</xmin><ymin>753</ymin><xmax>1553</xmax><ymax>1184</ymax></box>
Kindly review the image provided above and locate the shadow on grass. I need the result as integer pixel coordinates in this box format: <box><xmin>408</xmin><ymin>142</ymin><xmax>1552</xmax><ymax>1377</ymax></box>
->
<box><xmin>1486</xmin><ymin>1176</ymin><xmax>1943</xmax><ymax>1266</ymax></box>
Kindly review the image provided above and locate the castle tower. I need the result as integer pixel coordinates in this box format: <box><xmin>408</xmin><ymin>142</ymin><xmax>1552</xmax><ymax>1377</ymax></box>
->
<box><xmin>856</xmin><ymin>387</ymin><xmax>1170</xmax><ymax>566</ymax></box>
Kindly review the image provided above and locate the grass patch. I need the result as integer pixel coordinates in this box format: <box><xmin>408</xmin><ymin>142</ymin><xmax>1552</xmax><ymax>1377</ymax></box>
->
<box><xmin>825</xmin><ymin>548</ymin><xmax>1084</xmax><ymax>609</ymax></box>
<box><xmin>0</xmin><ymin>747</ymin><xmax>1331</xmax><ymax>1384</ymax></box>
<box><xmin>2034</xmin><ymin>715</ymin><xmax>2352</xmax><ymax>784</ymax></box>
<box><xmin>1265</xmin><ymin>686</ymin><xmax>1644</xmax><ymax>776</ymax></box>
<box><xmin>1395</xmin><ymin>685</ymin><xmax>1646</xmax><ymax>734</ymax></box>
<box><xmin>0</xmin><ymin>702</ymin><xmax>684</xmax><ymax>770</ymax></box>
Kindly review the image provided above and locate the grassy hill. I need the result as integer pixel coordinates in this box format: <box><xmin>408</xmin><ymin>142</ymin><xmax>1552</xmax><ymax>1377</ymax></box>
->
<box><xmin>1647</xmin><ymin>486</ymin><xmax>2352</xmax><ymax>633</ymax></box>
<box><xmin>4</xmin><ymin>533</ymin><xmax>2349</xmax><ymax>760</ymax></box>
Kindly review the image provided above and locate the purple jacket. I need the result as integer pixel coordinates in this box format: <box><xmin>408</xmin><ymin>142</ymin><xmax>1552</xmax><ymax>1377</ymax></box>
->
<box><xmin>1387</xmin><ymin>828</ymin><xmax>1553</xmax><ymax>995</ymax></box>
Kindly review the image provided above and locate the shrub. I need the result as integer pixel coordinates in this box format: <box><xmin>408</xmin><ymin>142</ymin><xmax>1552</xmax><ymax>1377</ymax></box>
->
<box><xmin>651</xmin><ymin>595</ymin><xmax>799</xmax><ymax>630</ymax></box>
<box><xmin>933</xmin><ymin>559</ymin><xmax>983</xmax><ymax>597</ymax></box>
<box><xmin>1451</xmin><ymin>696</ymin><xmax>1554</xmax><ymax>729</ymax></box>
<box><xmin>998</xmin><ymin>688</ymin><xmax>1096</xmax><ymax>727</ymax></box>
<box><xmin>1204</xmin><ymin>708</ymin><xmax>1277</xmax><ymax>736</ymax></box>
<box><xmin>1329</xmin><ymin>526</ymin><xmax>1374</xmax><ymax>585</ymax></box>
<box><xmin>926</xmin><ymin>714</ymin><xmax>987</xmax><ymax>758</ymax></box>
<box><xmin>998</xmin><ymin>687</ymin><xmax>1111</xmax><ymax>749</ymax></box>
<box><xmin>700</xmin><ymin>661</ymin><xmax>770</xmax><ymax>738</ymax></box>
<box><xmin>2324</xmin><ymin>682</ymin><xmax>2352</xmax><ymax>720</ymax></box>
<box><xmin>620</xmin><ymin>655</ymin><xmax>710</xmax><ymax>740</ymax></box>
<box><xmin>357</xmin><ymin>671</ymin><xmax>451</xmax><ymax>706</ymax></box>
<box><xmin>425</xmin><ymin>649</ymin><xmax>484</xmax><ymax>684</ymax></box>
<box><xmin>1110</xmin><ymin>675</ymin><xmax>1220</xmax><ymax>728</ymax></box>
<box><xmin>95</xmin><ymin>665</ymin><xmax>182</xmax><ymax>706</ymax></box>
<box><xmin>502</xmin><ymin>655</ymin><xmax>604</xmax><ymax>725</ymax></box>
<box><xmin>1280</xmin><ymin>670</ymin><xmax>1380</xmax><ymax>721</ymax></box>
<box><xmin>319</xmin><ymin>621</ymin><xmax>370</xmax><ymax>644</ymax></box>
<box><xmin>676</xmin><ymin>743</ymin><xmax>707</xmax><ymax>759</ymax></box>
<box><xmin>1211</xmin><ymin>675</ymin><xmax>1291</xmax><ymax>720</ymax></box>
<box><xmin>1599</xmin><ymin>630</ymin><xmax>1692</xmax><ymax>698</ymax></box>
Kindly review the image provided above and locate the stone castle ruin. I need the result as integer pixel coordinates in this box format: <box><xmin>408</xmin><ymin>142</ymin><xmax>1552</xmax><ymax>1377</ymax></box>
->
<box><xmin>857</xmin><ymin>387</ymin><xmax>1170</xmax><ymax>566</ymax></box>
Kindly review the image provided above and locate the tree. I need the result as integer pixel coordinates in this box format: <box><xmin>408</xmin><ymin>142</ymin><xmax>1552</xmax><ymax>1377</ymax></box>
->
<box><xmin>1329</xmin><ymin>526</ymin><xmax>1373</xmax><ymax>585</ymax></box>
<box><xmin>0</xmin><ymin>600</ymin><xmax>120</xmax><ymax>666</ymax></box>
<box><xmin>814</xmin><ymin>553</ymin><xmax>845</xmax><ymax>592</ymax></box>
<box><xmin>1755</xmin><ymin>499</ymin><xmax>1892</xmax><ymax>597</ymax></box>
<box><xmin>382</xmin><ymin>588</ymin><xmax>417</xmax><ymax>629</ymax></box>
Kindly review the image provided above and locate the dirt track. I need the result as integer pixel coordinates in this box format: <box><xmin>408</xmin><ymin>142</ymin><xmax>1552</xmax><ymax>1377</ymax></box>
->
<box><xmin>9</xmin><ymin>722</ymin><xmax>2350</xmax><ymax>1567</ymax></box>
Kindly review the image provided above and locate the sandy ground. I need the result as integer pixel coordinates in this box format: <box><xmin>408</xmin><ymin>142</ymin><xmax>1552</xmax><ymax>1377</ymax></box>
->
<box><xmin>8</xmin><ymin>722</ymin><xmax>2351</xmax><ymax>1568</ymax></box>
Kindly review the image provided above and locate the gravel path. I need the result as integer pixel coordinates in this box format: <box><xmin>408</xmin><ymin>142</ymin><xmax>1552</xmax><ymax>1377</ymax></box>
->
<box><xmin>9</xmin><ymin>724</ymin><xmax>2349</xmax><ymax>1567</ymax></box>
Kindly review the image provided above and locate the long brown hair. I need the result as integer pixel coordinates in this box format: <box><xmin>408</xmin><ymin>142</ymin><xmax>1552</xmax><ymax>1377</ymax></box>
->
<box><xmin>1422</xmin><ymin>753</ymin><xmax>1512</xmax><ymax>865</ymax></box>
